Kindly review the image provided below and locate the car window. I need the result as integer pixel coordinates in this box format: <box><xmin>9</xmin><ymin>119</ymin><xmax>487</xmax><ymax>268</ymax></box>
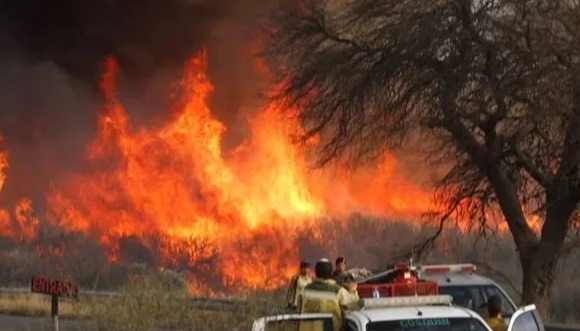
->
<box><xmin>481</xmin><ymin>286</ymin><xmax>516</xmax><ymax>316</ymax></box>
<box><xmin>366</xmin><ymin>317</ymin><xmax>489</xmax><ymax>331</ymax></box>
<box><xmin>437</xmin><ymin>285</ymin><xmax>516</xmax><ymax>317</ymax></box>
<box><xmin>438</xmin><ymin>286</ymin><xmax>483</xmax><ymax>311</ymax></box>
<box><xmin>511</xmin><ymin>311</ymin><xmax>541</xmax><ymax>331</ymax></box>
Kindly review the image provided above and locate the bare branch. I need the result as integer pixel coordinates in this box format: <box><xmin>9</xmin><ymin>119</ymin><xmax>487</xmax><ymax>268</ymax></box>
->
<box><xmin>509</xmin><ymin>143</ymin><xmax>550</xmax><ymax>186</ymax></box>
<box><xmin>262</xmin><ymin>0</ymin><xmax>580</xmax><ymax>304</ymax></box>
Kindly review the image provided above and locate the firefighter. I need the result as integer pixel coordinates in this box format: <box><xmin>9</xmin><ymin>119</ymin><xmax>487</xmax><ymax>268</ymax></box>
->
<box><xmin>331</xmin><ymin>256</ymin><xmax>348</xmax><ymax>286</ymax></box>
<box><xmin>286</xmin><ymin>261</ymin><xmax>313</xmax><ymax>310</ymax></box>
<box><xmin>338</xmin><ymin>274</ymin><xmax>360</xmax><ymax>310</ymax></box>
<box><xmin>299</xmin><ymin>259</ymin><xmax>345</xmax><ymax>331</ymax></box>
<box><xmin>484</xmin><ymin>295</ymin><xmax>507</xmax><ymax>331</ymax></box>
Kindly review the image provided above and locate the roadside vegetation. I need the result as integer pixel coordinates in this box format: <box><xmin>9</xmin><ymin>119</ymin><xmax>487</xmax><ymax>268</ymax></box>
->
<box><xmin>0</xmin><ymin>274</ymin><xmax>286</xmax><ymax>331</ymax></box>
<box><xmin>1</xmin><ymin>219</ymin><xmax>580</xmax><ymax>327</ymax></box>
<box><xmin>0</xmin><ymin>292</ymin><xmax>87</xmax><ymax>319</ymax></box>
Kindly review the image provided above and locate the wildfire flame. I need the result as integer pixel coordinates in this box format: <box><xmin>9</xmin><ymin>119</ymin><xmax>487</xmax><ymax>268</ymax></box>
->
<box><xmin>0</xmin><ymin>50</ymin><xmax>541</xmax><ymax>291</ymax></box>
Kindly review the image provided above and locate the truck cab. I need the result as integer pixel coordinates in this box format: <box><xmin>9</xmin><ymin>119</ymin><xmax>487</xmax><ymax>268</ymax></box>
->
<box><xmin>252</xmin><ymin>295</ymin><xmax>543</xmax><ymax>331</ymax></box>
<box><xmin>418</xmin><ymin>264</ymin><xmax>517</xmax><ymax>317</ymax></box>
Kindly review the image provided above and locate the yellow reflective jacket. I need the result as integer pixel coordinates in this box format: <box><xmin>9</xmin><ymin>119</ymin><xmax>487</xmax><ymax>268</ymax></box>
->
<box><xmin>299</xmin><ymin>279</ymin><xmax>343</xmax><ymax>331</ymax></box>
<box><xmin>339</xmin><ymin>288</ymin><xmax>360</xmax><ymax>310</ymax></box>
<box><xmin>486</xmin><ymin>317</ymin><xmax>507</xmax><ymax>331</ymax></box>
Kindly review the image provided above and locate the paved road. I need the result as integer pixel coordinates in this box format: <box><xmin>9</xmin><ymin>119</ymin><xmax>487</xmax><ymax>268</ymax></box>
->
<box><xmin>0</xmin><ymin>315</ymin><xmax>98</xmax><ymax>331</ymax></box>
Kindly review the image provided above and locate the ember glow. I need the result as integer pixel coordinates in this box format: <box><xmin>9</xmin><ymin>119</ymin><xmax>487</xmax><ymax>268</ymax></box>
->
<box><xmin>0</xmin><ymin>50</ymin><xmax>533</xmax><ymax>291</ymax></box>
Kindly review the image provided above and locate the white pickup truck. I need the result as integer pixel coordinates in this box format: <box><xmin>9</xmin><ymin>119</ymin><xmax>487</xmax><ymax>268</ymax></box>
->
<box><xmin>251</xmin><ymin>295</ymin><xmax>542</xmax><ymax>331</ymax></box>
<box><xmin>360</xmin><ymin>263</ymin><xmax>541</xmax><ymax>326</ymax></box>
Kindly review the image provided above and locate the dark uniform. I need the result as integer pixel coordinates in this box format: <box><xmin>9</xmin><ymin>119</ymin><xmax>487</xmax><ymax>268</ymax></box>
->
<box><xmin>331</xmin><ymin>269</ymin><xmax>348</xmax><ymax>287</ymax></box>
<box><xmin>332</xmin><ymin>257</ymin><xmax>348</xmax><ymax>287</ymax></box>
<box><xmin>286</xmin><ymin>262</ymin><xmax>313</xmax><ymax>310</ymax></box>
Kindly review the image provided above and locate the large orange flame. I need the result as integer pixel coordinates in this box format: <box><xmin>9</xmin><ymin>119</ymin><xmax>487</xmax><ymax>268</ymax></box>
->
<box><xmin>0</xmin><ymin>50</ymin><xmax>539</xmax><ymax>291</ymax></box>
<box><xmin>42</xmin><ymin>50</ymin><xmax>436</xmax><ymax>289</ymax></box>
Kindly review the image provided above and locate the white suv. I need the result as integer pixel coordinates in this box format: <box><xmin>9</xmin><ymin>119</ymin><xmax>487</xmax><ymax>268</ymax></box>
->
<box><xmin>417</xmin><ymin>264</ymin><xmax>530</xmax><ymax>324</ymax></box>
<box><xmin>358</xmin><ymin>263</ymin><xmax>544</xmax><ymax>328</ymax></box>
<box><xmin>251</xmin><ymin>295</ymin><xmax>542</xmax><ymax>331</ymax></box>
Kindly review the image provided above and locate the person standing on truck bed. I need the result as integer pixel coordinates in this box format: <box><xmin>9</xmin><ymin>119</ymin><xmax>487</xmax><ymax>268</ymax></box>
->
<box><xmin>286</xmin><ymin>261</ymin><xmax>313</xmax><ymax>310</ymax></box>
<box><xmin>331</xmin><ymin>256</ymin><xmax>348</xmax><ymax>286</ymax></box>
<box><xmin>299</xmin><ymin>258</ymin><xmax>347</xmax><ymax>331</ymax></box>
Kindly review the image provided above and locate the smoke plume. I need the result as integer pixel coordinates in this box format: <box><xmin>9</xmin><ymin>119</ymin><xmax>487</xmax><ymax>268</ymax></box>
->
<box><xmin>0</xmin><ymin>0</ymin><xmax>268</xmax><ymax>206</ymax></box>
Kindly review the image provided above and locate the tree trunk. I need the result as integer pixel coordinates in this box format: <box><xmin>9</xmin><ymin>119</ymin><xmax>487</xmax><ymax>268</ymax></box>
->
<box><xmin>440</xmin><ymin>73</ymin><xmax>579</xmax><ymax>315</ymax></box>
<box><xmin>518</xmin><ymin>186</ymin><xmax>577</xmax><ymax>317</ymax></box>
<box><xmin>519</xmin><ymin>243</ymin><xmax>556</xmax><ymax>319</ymax></box>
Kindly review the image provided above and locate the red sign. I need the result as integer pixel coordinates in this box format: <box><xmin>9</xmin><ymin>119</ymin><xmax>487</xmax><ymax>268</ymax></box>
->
<box><xmin>30</xmin><ymin>276</ymin><xmax>78</xmax><ymax>299</ymax></box>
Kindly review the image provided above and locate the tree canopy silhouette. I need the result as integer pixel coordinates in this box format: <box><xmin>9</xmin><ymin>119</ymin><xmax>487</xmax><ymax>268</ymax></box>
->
<box><xmin>261</xmin><ymin>0</ymin><xmax>580</xmax><ymax>307</ymax></box>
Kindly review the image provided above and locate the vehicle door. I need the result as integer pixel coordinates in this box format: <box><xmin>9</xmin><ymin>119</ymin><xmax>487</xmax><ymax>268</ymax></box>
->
<box><xmin>507</xmin><ymin>305</ymin><xmax>544</xmax><ymax>331</ymax></box>
<box><xmin>252</xmin><ymin>313</ymin><xmax>335</xmax><ymax>331</ymax></box>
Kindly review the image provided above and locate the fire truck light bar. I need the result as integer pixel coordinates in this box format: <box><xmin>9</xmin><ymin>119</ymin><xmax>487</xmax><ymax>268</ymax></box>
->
<box><xmin>360</xmin><ymin>295</ymin><xmax>453</xmax><ymax>309</ymax></box>
<box><xmin>420</xmin><ymin>264</ymin><xmax>476</xmax><ymax>274</ymax></box>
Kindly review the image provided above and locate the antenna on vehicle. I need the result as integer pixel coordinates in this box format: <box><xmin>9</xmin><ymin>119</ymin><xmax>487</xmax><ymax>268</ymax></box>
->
<box><xmin>411</xmin><ymin>244</ymin><xmax>420</xmax><ymax>274</ymax></box>
<box><xmin>410</xmin><ymin>250</ymin><xmax>418</xmax><ymax>297</ymax></box>
<box><xmin>415</xmin><ymin>307</ymin><xmax>423</xmax><ymax>316</ymax></box>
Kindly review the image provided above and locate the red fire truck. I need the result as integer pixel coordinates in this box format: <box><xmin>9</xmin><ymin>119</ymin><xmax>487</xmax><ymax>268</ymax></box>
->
<box><xmin>356</xmin><ymin>261</ymin><xmax>440</xmax><ymax>298</ymax></box>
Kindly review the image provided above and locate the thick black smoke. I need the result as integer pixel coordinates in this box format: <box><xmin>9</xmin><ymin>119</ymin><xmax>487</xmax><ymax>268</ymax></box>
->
<box><xmin>0</xmin><ymin>0</ymin><xmax>243</xmax><ymax>85</ymax></box>
<box><xmin>0</xmin><ymin>0</ymin><xmax>269</xmax><ymax>207</ymax></box>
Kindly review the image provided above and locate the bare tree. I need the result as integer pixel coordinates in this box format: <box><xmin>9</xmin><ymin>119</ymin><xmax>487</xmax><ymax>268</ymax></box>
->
<box><xmin>261</xmin><ymin>0</ymin><xmax>580</xmax><ymax>306</ymax></box>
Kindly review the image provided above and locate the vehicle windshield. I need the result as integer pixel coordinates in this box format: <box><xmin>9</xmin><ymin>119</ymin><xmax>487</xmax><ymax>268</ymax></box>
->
<box><xmin>438</xmin><ymin>285</ymin><xmax>516</xmax><ymax>317</ymax></box>
<box><xmin>366</xmin><ymin>317</ymin><xmax>489</xmax><ymax>331</ymax></box>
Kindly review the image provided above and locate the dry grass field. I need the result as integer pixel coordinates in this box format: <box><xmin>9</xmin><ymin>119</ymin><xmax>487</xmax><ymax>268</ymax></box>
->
<box><xmin>0</xmin><ymin>293</ymin><xmax>86</xmax><ymax>318</ymax></box>
<box><xmin>0</xmin><ymin>276</ymin><xmax>286</xmax><ymax>331</ymax></box>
